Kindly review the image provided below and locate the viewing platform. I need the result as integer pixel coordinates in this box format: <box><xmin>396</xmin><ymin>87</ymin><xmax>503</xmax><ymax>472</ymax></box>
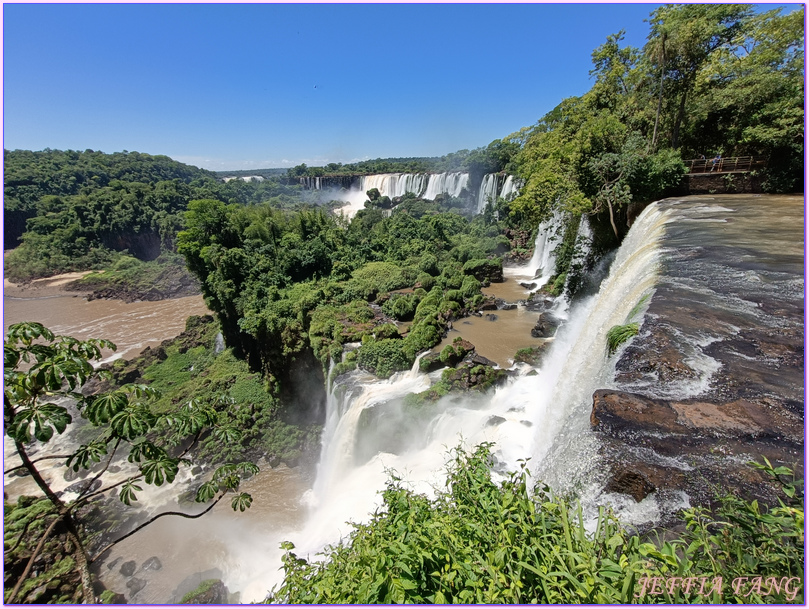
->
<box><xmin>685</xmin><ymin>156</ymin><xmax>766</xmax><ymax>175</ymax></box>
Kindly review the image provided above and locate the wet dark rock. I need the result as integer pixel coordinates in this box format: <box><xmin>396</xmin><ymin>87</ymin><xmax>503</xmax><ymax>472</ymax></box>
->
<box><xmin>591</xmin><ymin>389</ymin><xmax>804</xmax><ymax>509</ymax></box>
<box><xmin>530</xmin><ymin>313</ymin><xmax>559</xmax><ymax>338</ymax></box>
<box><xmin>126</xmin><ymin>577</ymin><xmax>147</xmax><ymax>596</ymax></box>
<box><xmin>519</xmin><ymin>282</ymin><xmax>537</xmax><ymax>290</ymax></box>
<box><xmin>141</xmin><ymin>556</ymin><xmax>162</xmax><ymax>571</ymax></box>
<box><xmin>180</xmin><ymin>579</ymin><xmax>229</xmax><ymax>604</ymax></box>
<box><xmin>498</xmin><ymin>302</ymin><xmax>517</xmax><ymax>311</ymax></box>
<box><xmin>64</xmin><ymin>478</ymin><xmax>102</xmax><ymax>495</ymax></box>
<box><xmin>513</xmin><ymin>344</ymin><xmax>551</xmax><ymax>366</ymax></box>
<box><xmin>484</xmin><ymin>314</ymin><xmax>498</xmax><ymax>322</ymax></box>
<box><xmin>486</xmin><ymin>416</ymin><xmax>507</xmax><ymax>427</ymax></box>
<box><xmin>119</xmin><ymin>560</ymin><xmax>137</xmax><ymax>577</ymax></box>
<box><xmin>467</xmin><ymin>354</ymin><xmax>498</xmax><ymax>368</ymax></box>
<box><xmin>605</xmin><ymin>468</ymin><xmax>657</xmax><ymax>502</ymax></box>
<box><xmin>106</xmin><ymin>557</ymin><xmax>121</xmax><ymax>571</ymax></box>
<box><xmin>479</xmin><ymin>298</ymin><xmax>498</xmax><ymax>311</ymax></box>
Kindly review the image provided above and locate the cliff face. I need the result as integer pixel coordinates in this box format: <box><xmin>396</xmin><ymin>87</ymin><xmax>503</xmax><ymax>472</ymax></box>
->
<box><xmin>591</xmin><ymin>195</ymin><xmax>804</xmax><ymax>510</ymax></box>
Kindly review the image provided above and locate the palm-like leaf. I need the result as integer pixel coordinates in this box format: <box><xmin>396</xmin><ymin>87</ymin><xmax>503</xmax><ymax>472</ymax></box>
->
<box><xmin>119</xmin><ymin>480</ymin><xmax>143</xmax><ymax>506</ymax></box>
<box><xmin>67</xmin><ymin>438</ymin><xmax>110</xmax><ymax>471</ymax></box>
<box><xmin>85</xmin><ymin>391</ymin><xmax>130</xmax><ymax>425</ymax></box>
<box><xmin>141</xmin><ymin>456</ymin><xmax>179</xmax><ymax>486</ymax></box>
<box><xmin>231</xmin><ymin>492</ymin><xmax>253</xmax><ymax>512</ymax></box>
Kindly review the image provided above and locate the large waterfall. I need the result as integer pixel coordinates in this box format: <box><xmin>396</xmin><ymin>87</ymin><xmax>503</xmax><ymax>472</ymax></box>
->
<box><xmin>246</xmin><ymin>201</ymin><xmax>670</xmax><ymax>598</ymax></box>
<box><xmin>510</xmin><ymin>209</ymin><xmax>566</xmax><ymax>290</ymax></box>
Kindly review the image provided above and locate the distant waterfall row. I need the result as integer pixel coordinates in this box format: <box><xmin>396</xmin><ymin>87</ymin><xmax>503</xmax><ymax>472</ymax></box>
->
<box><xmin>299</xmin><ymin>172</ymin><xmax>522</xmax><ymax>212</ymax></box>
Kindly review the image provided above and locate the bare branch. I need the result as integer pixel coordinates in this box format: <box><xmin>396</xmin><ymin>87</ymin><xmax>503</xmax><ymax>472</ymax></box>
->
<box><xmin>4</xmin><ymin>454</ymin><xmax>72</xmax><ymax>475</ymax></box>
<box><xmin>7</xmin><ymin>515</ymin><xmax>63</xmax><ymax>604</ymax></box>
<box><xmin>90</xmin><ymin>493</ymin><xmax>225</xmax><ymax>563</ymax></box>
<box><xmin>75</xmin><ymin>438</ymin><xmax>121</xmax><ymax>502</ymax></box>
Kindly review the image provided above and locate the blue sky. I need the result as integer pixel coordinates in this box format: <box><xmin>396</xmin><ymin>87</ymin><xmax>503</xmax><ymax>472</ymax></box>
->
<box><xmin>0</xmin><ymin>3</ymin><xmax>767</xmax><ymax>171</ymax></box>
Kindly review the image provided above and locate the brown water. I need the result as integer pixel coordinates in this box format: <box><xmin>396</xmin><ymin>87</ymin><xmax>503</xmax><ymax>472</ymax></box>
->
<box><xmin>96</xmin><ymin>464</ymin><xmax>311</xmax><ymax>603</ymax></box>
<box><xmin>434</xmin><ymin>307</ymin><xmax>547</xmax><ymax>368</ymax></box>
<box><xmin>4</xmin><ymin>291</ymin><xmax>210</xmax><ymax>362</ymax></box>
<box><xmin>431</xmin><ymin>269</ymin><xmax>550</xmax><ymax>368</ymax></box>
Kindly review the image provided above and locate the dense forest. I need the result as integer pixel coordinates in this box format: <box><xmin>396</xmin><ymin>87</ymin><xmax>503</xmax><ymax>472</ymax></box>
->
<box><xmin>3</xmin><ymin>4</ymin><xmax>804</xmax><ymax>604</ymax></box>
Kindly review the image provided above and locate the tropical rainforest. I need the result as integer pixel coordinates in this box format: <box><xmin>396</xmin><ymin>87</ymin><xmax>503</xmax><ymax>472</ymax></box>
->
<box><xmin>3</xmin><ymin>4</ymin><xmax>804</xmax><ymax>604</ymax></box>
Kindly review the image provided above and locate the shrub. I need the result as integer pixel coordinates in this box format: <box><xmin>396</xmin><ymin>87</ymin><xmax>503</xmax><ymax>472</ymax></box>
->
<box><xmin>357</xmin><ymin>338</ymin><xmax>410</xmax><ymax>378</ymax></box>
<box><xmin>269</xmin><ymin>447</ymin><xmax>805</xmax><ymax>605</ymax></box>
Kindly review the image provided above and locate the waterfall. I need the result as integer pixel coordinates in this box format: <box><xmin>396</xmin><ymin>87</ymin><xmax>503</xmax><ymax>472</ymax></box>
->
<box><xmin>563</xmin><ymin>215</ymin><xmax>595</xmax><ymax>297</ymax></box>
<box><xmin>266</xmin><ymin>203</ymin><xmax>670</xmax><ymax>590</ymax></box>
<box><xmin>528</xmin><ymin>203</ymin><xmax>669</xmax><ymax>489</ymax></box>
<box><xmin>476</xmin><ymin>173</ymin><xmax>500</xmax><ymax>213</ymax></box>
<box><xmin>510</xmin><ymin>210</ymin><xmax>566</xmax><ymax>290</ymax></box>
<box><xmin>422</xmin><ymin>172</ymin><xmax>470</xmax><ymax>200</ymax></box>
<box><xmin>358</xmin><ymin>173</ymin><xmax>429</xmax><ymax>199</ymax></box>
<box><xmin>499</xmin><ymin>175</ymin><xmax>522</xmax><ymax>201</ymax></box>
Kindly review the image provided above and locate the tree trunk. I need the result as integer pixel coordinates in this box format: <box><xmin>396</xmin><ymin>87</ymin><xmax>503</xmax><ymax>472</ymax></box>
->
<box><xmin>608</xmin><ymin>201</ymin><xmax>619</xmax><ymax>239</ymax></box>
<box><xmin>672</xmin><ymin>86</ymin><xmax>688</xmax><ymax>150</ymax></box>
<box><xmin>651</xmin><ymin>34</ymin><xmax>666</xmax><ymax>151</ymax></box>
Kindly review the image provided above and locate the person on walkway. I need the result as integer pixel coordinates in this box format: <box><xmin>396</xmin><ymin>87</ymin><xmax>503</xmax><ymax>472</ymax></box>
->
<box><xmin>710</xmin><ymin>154</ymin><xmax>722</xmax><ymax>172</ymax></box>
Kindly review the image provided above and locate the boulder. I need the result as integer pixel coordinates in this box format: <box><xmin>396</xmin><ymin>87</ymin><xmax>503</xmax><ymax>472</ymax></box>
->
<box><xmin>141</xmin><ymin>556</ymin><xmax>162</xmax><ymax>571</ymax></box>
<box><xmin>119</xmin><ymin>560</ymin><xmax>137</xmax><ymax>577</ymax></box>
<box><xmin>126</xmin><ymin>578</ymin><xmax>147</xmax><ymax>596</ymax></box>
<box><xmin>530</xmin><ymin>313</ymin><xmax>559</xmax><ymax>338</ymax></box>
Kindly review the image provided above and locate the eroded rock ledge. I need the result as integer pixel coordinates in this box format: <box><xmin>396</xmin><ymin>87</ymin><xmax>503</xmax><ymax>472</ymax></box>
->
<box><xmin>591</xmin><ymin>389</ymin><xmax>803</xmax><ymax>508</ymax></box>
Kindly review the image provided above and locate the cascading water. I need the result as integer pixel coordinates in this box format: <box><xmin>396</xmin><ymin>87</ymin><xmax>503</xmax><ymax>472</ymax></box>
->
<box><xmin>330</xmin><ymin>172</ymin><xmax>470</xmax><ymax>218</ymax></box>
<box><xmin>421</xmin><ymin>172</ymin><xmax>470</xmax><ymax>200</ymax></box>
<box><xmin>511</xmin><ymin>210</ymin><xmax>566</xmax><ymax>289</ymax></box>
<box><xmin>476</xmin><ymin>173</ymin><xmax>500</xmax><ymax>213</ymax></box>
<box><xmin>249</xmin><ymin>201</ymin><xmax>672</xmax><ymax>599</ymax></box>
<box><xmin>498</xmin><ymin>174</ymin><xmax>522</xmax><ymax>202</ymax></box>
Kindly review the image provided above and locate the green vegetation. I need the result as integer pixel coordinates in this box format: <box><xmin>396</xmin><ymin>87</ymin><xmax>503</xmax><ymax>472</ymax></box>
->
<box><xmin>67</xmin><ymin>252</ymin><xmax>198</xmax><ymax>301</ymax></box>
<box><xmin>606</xmin><ymin>292</ymin><xmax>651</xmax><ymax>354</ymax></box>
<box><xmin>269</xmin><ymin>444</ymin><xmax>804</xmax><ymax>604</ymax></box>
<box><xmin>176</xmin><ymin>197</ymin><xmax>506</xmax><ymax>415</ymax></box>
<box><xmin>3</xmin><ymin>148</ymin><xmax>315</xmax><ymax>283</ymax></box>
<box><xmin>3</xmin><ymin>322</ymin><xmax>257</xmax><ymax>603</ymax></box>
<box><xmin>606</xmin><ymin>323</ymin><xmax>640</xmax><ymax>355</ymax></box>
<box><xmin>509</xmin><ymin>5</ymin><xmax>803</xmax><ymax>237</ymax></box>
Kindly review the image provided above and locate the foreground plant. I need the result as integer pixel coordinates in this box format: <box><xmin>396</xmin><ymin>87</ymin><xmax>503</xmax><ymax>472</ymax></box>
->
<box><xmin>268</xmin><ymin>444</ymin><xmax>803</xmax><ymax>604</ymax></box>
<box><xmin>4</xmin><ymin>321</ymin><xmax>256</xmax><ymax>603</ymax></box>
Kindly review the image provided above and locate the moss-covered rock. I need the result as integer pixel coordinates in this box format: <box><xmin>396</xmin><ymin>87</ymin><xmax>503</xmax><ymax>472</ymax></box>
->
<box><xmin>462</xmin><ymin>258</ymin><xmax>504</xmax><ymax>283</ymax></box>
<box><xmin>180</xmin><ymin>579</ymin><xmax>229</xmax><ymax>604</ymax></box>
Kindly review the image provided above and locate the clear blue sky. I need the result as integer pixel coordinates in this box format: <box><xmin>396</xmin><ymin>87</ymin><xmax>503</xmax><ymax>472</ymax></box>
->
<box><xmin>2</xmin><ymin>3</ymin><xmax>706</xmax><ymax>170</ymax></box>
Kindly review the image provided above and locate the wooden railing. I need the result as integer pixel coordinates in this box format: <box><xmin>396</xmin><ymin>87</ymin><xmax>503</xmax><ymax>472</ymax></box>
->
<box><xmin>685</xmin><ymin>156</ymin><xmax>766</xmax><ymax>174</ymax></box>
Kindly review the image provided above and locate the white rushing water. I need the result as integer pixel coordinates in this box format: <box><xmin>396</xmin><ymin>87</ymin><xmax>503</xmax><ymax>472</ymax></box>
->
<box><xmin>476</xmin><ymin>173</ymin><xmax>500</xmax><ymax>213</ymax></box>
<box><xmin>6</xmin><ymin>202</ymin><xmax>671</xmax><ymax>603</ymax></box>
<box><xmin>228</xmin><ymin>201</ymin><xmax>673</xmax><ymax>601</ymax></box>
<box><xmin>510</xmin><ymin>209</ymin><xmax>567</xmax><ymax>291</ymax></box>
<box><xmin>476</xmin><ymin>174</ymin><xmax>524</xmax><ymax>213</ymax></box>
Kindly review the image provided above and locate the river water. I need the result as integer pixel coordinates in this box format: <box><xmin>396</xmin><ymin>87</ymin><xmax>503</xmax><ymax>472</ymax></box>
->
<box><xmin>2</xmin><ymin>194</ymin><xmax>802</xmax><ymax>602</ymax></box>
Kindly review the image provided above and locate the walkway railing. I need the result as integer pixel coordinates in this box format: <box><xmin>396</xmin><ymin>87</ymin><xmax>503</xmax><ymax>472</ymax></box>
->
<box><xmin>685</xmin><ymin>156</ymin><xmax>766</xmax><ymax>174</ymax></box>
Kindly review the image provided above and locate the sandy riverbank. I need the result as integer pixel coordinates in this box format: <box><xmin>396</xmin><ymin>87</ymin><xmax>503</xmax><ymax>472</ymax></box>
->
<box><xmin>4</xmin><ymin>271</ymin><xmax>93</xmax><ymax>299</ymax></box>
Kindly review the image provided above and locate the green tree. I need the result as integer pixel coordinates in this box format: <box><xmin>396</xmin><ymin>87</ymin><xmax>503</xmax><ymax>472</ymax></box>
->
<box><xmin>3</xmin><ymin>322</ymin><xmax>256</xmax><ymax>603</ymax></box>
<box><xmin>645</xmin><ymin>4</ymin><xmax>752</xmax><ymax>149</ymax></box>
